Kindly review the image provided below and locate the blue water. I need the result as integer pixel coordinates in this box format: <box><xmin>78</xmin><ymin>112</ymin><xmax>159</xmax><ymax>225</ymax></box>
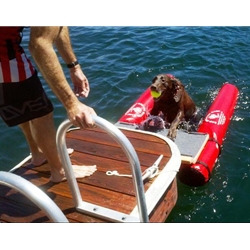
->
<box><xmin>0</xmin><ymin>26</ymin><xmax>249</xmax><ymax>223</ymax></box>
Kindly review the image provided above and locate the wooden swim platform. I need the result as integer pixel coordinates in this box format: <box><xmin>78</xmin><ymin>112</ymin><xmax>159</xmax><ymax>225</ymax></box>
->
<box><xmin>0</xmin><ymin>118</ymin><xmax>180</xmax><ymax>223</ymax></box>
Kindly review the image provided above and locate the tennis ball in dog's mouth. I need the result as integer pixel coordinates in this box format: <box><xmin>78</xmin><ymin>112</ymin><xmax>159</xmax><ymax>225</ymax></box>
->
<box><xmin>150</xmin><ymin>90</ymin><xmax>161</xmax><ymax>98</ymax></box>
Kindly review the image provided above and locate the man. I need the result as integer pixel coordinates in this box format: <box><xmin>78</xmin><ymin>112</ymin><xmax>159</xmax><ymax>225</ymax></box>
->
<box><xmin>0</xmin><ymin>26</ymin><xmax>97</xmax><ymax>182</ymax></box>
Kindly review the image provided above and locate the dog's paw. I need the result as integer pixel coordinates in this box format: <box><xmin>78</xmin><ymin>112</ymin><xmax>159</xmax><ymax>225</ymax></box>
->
<box><xmin>167</xmin><ymin>129</ymin><xmax>177</xmax><ymax>141</ymax></box>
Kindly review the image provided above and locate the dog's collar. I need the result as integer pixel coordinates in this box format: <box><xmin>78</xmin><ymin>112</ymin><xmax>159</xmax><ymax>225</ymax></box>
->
<box><xmin>166</xmin><ymin>73</ymin><xmax>175</xmax><ymax>79</ymax></box>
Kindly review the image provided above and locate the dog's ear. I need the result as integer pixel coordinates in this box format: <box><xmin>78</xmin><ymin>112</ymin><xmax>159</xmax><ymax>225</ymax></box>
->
<box><xmin>172</xmin><ymin>80</ymin><xmax>183</xmax><ymax>102</ymax></box>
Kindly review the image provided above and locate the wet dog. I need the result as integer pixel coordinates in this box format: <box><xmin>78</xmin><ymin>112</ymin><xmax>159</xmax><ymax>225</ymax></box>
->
<box><xmin>150</xmin><ymin>74</ymin><xmax>196</xmax><ymax>140</ymax></box>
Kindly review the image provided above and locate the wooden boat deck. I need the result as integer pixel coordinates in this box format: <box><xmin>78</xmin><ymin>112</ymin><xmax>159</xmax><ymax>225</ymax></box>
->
<box><xmin>0</xmin><ymin>127</ymin><xmax>179</xmax><ymax>223</ymax></box>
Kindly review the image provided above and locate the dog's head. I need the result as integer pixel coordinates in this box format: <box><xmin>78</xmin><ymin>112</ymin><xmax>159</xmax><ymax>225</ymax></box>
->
<box><xmin>150</xmin><ymin>74</ymin><xmax>183</xmax><ymax>102</ymax></box>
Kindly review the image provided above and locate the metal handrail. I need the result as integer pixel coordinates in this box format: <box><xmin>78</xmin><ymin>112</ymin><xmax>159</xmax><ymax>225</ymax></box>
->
<box><xmin>0</xmin><ymin>171</ymin><xmax>68</xmax><ymax>222</ymax></box>
<box><xmin>56</xmin><ymin>115</ymin><xmax>149</xmax><ymax>222</ymax></box>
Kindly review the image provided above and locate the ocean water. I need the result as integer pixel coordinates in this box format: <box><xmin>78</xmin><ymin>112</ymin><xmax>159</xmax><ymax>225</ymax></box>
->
<box><xmin>0</xmin><ymin>26</ymin><xmax>249</xmax><ymax>223</ymax></box>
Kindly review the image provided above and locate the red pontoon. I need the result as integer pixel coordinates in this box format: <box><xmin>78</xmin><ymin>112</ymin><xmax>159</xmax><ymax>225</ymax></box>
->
<box><xmin>116</xmin><ymin>79</ymin><xmax>238</xmax><ymax>186</ymax></box>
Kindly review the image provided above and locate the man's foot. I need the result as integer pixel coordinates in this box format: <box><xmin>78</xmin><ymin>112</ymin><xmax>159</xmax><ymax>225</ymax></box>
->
<box><xmin>50</xmin><ymin>164</ymin><xmax>97</xmax><ymax>183</ymax></box>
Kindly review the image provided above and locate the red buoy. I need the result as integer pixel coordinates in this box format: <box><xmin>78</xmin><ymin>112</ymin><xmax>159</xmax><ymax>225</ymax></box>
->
<box><xmin>179</xmin><ymin>83</ymin><xmax>239</xmax><ymax>186</ymax></box>
<box><xmin>119</xmin><ymin>87</ymin><xmax>154</xmax><ymax>125</ymax></box>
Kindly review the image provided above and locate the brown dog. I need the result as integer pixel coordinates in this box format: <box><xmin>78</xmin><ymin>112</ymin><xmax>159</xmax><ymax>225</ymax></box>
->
<box><xmin>150</xmin><ymin>74</ymin><xmax>196</xmax><ymax>140</ymax></box>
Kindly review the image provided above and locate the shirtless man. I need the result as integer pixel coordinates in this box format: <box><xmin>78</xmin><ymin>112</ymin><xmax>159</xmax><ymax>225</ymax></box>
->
<box><xmin>0</xmin><ymin>26</ymin><xmax>97</xmax><ymax>182</ymax></box>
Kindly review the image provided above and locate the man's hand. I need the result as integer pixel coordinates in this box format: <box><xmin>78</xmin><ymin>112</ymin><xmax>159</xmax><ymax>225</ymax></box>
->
<box><xmin>67</xmin><ymin>101</ymin><xmax>96</xmax><ymax>128</ymax></box>
<box><xmin>69</xmin><ymin>65</ymin><xmax>90</xmax><ymax>98</ymax></box>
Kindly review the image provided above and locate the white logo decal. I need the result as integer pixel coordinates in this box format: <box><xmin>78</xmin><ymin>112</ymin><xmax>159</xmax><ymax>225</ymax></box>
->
<box><xmin>205</xmin><ymin>110</ymin><xmax>226</xmax><ymax>125</ymax></box>
<box><xmin>124</xmin><ymin>103</ymin><xmax>146</xmax><ymax>120</ymax></box>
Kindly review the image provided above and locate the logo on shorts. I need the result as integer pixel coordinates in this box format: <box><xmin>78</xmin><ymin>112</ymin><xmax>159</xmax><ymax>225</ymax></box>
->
<box><xmin>0</xmin><ymin>93</ymin><xmax>50</xmax><ymax>121</ymax></box>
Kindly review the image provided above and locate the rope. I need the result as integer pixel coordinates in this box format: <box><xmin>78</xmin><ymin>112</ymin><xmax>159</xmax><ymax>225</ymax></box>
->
<box><xmin>106</xmin><ymin>154</ymin><xmax>163</xmax><ymax>181</ymax></box>
<box><xmin>106</xmin><ymin>170</ymin><xmax>132</xmax><ymax>178</ymax></box>
<box><xmin>106</xmin><ymin>168</ymin><xmax>159</xmax><ymax>180</ymax></box>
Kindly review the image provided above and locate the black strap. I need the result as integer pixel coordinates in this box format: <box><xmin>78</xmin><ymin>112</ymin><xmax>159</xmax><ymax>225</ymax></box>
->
<box><xmin>67</xmin><ymin>60</ymin><xmax>79</xmax><ymax>68</ymax></box>
<box><xmin>196</xmin><ymin>160</ymin><xmax>211</xmax><ymax>179</ymax></box>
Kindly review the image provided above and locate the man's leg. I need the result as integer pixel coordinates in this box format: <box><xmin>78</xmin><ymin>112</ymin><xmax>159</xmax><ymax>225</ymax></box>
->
<box><xmin>20</xmin><ymin>121</ymin><xmax>74</xmax><ymax>166</ymax></box>
<box><xmin>19</xmin><ymin>121</ymin><xmax>46</xmax><ymax>166</ymax></box>
<box><xmin>30</xmin><ymin>112</ymin><xmax>97</xmax><ymax>182</ymax></box>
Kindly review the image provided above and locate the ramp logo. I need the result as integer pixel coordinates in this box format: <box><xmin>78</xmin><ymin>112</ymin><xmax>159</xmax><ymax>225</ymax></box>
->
<box><xmin>205</xmin><ymin>110</ymin><xmax>226</xmax><ymax>125</ymax></box>
<box><xmin>124</xmin><ymin>103</ymin><xmax>147</xmax><ymax>121</ymax></box>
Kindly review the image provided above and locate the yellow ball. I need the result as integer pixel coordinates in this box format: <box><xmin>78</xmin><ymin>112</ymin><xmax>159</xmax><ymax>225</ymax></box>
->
<box><xmin>150</xmin><ymin>90</ymin><xmax>161</xmax><ymax>98</ymax></box>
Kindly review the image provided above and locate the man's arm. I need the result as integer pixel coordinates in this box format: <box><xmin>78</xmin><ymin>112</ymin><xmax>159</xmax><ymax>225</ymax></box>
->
<box><xmin>54</xmin><ymin>27</ymin><xmax>90</xmax><ymax>98</ymax></box>
<box><xmin>29</xmin><ymin>26</ymin><xmax>96</xmax><ymax>128</ymax></box>
<box><xmin>54</xmin><ymin>26</ymin><xmax>77</xmax><ymax>64</ymax></box>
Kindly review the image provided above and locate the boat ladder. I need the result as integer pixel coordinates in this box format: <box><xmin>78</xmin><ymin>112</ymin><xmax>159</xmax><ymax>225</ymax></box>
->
<box><xmin>0</xmin><ymin>171</ymin><xmax>68</xmax><ymax>222</ymax></box>
<box><xmin>56</xmin><ymin>115</ymin><xmax>149</xmax><ymax>222</ymax></box>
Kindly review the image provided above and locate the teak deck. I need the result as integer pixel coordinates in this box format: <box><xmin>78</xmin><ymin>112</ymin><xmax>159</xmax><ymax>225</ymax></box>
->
<box><xmin>0</xmin><ymin>127</ymin><xmax>178</xmax><ymax>223</ymax></box>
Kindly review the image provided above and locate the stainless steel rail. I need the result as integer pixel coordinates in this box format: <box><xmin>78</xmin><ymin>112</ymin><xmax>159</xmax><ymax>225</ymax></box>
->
<box><xmin>0</xmin><ymin>171</ymin><xmax>68</xmax><ymax>222</ymax></box>
<box><xmin>56</xmin><ymin>115</ymin><xmax>149</xmax><ymax>222</ymax></box>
